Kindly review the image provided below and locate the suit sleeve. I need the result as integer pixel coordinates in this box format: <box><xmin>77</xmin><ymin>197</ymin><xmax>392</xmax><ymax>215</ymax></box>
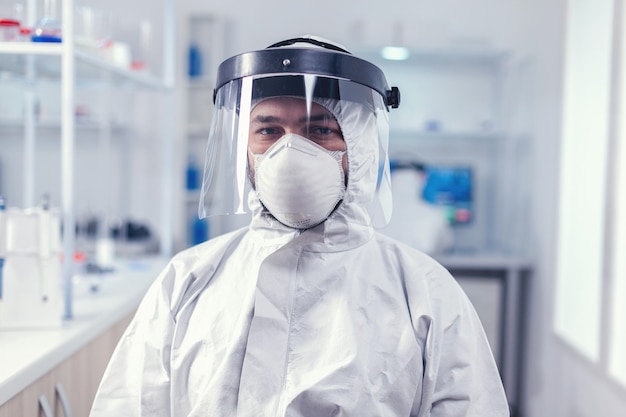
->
<box><xmin>413</xmin><ymin>265</ymin><xmax>510</xmax><ymax>417</ymax></box>
<box><xmin>89</xmin><ymin>262</ymin><xmax>178</xmax><ymax>417</ymax></box>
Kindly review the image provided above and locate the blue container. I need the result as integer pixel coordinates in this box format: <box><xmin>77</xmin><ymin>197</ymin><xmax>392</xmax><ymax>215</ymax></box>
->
<box><xmin>186</xmin><ymin>161</ymin><xmax>200</xmax><ymax>190</ymax></box>
<box><xmin>188</xmin><ymin>44</ymin><xmax>203</xmax><ymax>78</ymax></box>
<box><xmin>191</xmin><ymin>217</ymin><xmax>209</xmax><ymax>245</ymax></box>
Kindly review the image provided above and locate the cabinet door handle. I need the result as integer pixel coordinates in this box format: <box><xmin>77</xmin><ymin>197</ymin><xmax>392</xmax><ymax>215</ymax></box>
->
<box><xmin>38</xmin><ymin>395</ymin><xmax>54</xmax><ymax>417</ymax></box>
<box><xmin>55</xmin><ymin>383</ymin><xmax>73</xmax><ymax>417</ymax></box>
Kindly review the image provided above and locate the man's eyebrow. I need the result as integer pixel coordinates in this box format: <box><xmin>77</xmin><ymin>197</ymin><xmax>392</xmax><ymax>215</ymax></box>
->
<box><xmin>299</xmin><ymin>113</ymin><xmax>334</xmax><ymax>124</ymax></box>
<box><xmin>251</xmin><ymin>115</ymin><xmax>282</xmax><ymax>124</ymax></box>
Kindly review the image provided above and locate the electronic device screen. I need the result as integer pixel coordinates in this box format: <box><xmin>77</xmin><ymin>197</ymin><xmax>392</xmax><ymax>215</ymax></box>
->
<box><xmin>421</xmin><ymin>166</ymin><xmax>473</xmax><ymax>224</ymax></box>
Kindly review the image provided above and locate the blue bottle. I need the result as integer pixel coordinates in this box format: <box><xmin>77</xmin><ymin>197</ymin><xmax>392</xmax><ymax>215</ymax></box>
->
<box><xmin>188</xmin><ymin>44</ymin><xmax>203</xmax><ymax>78</ymax></box>
<box><xmin>191</xmin><ymin>217</ymin><xmax>209</xmax><ymax>245</ymax></box>
<box><xmin>186</xmin><ymin>159</ymin><xmax>200</xmax><ymax>190</ymax></box>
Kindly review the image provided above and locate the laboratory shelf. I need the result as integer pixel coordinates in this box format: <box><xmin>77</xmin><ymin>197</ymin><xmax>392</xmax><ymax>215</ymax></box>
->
<box><xmin>0</xmin><ymin>117</ymin><xmax>129</xmax><ymax>134</ymax></box>
<box><xmin>0</xmin><ymin>45</ymin><xmax>170</xmax><ymax>90</ymax></box>
<box><xmin>177</xmin><ymin>12</ymin><xmax>226</xmax><ymax>250</ymax></box>
<box><xmin>74</xmin><ymin>49</ymin><xmax>172</xmax><ymax>90</ymax></box>
<box><xmin>0</xmin><ymin>0</ymin><xmax>178</xmax><ymax>325</ymax></box>
<box><xmin>0</xmin><ymin>41</ymin><xmax>63</xmax><ymax>56</ymax></box>
<box><xmin>390</xmin><ymin>129</ymin><xmax>503</xmax><ymax>141</ymax></box>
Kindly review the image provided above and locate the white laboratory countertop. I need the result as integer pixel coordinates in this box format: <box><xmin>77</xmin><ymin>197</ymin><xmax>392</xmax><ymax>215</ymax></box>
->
<box><xmin>0</xmin><ymin>256</ymin><xmax>169</xmax><ymax>405</ymax></box>
<box><xmin>434</xmin><ymin>252</ymin><xmax>533</xmax><ymax>271</ymax></box>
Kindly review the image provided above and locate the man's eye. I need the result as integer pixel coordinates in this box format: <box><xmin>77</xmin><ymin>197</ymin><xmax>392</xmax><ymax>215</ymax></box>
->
<box><xmin>309</xmin><ymin>125</ymin><xmax>341</xmax><ymax>136</ymax></box>
<box><xmin>259</xmin><ymin>127</ymin><xmax>282</xmax><ymax>135</ymax></box>
<box><xmin>310</xmin><ymin>127</ymin><xmax>333</xmax><ymax>135</ymax></box>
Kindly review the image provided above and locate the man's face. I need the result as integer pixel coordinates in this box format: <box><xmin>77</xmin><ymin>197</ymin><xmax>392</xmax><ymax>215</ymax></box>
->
<box><xmin>247</xmin><ymin>97</ymin><xmax>347</xmax><ymax>184</ymax></box>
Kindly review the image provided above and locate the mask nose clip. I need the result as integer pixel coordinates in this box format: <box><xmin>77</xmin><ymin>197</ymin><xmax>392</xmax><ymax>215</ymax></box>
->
<box><xmin>267</xmin><ymin>134</ymin><xmax>321</xmax><ymax>159</ymax></box>
<box><xmin>284</xmin><ymin>138</ymin><xmax>319</xmax><ymax>157</ymax></box>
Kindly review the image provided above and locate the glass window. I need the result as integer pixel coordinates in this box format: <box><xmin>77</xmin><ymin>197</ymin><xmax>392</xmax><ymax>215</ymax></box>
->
<box><xmin>554</xmin><ymin>0</ymin><xmax>614</xmax><ymax>361</ymax></box>
<box><xmin>609</xmin><ymin>20</ymin><xmax>626</xmax><ymax>380</ymax></box>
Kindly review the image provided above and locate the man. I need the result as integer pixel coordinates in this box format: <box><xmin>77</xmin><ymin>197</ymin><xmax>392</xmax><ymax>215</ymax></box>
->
<box><xmin>90</xmin><ymin>36</ymin><xmax>509</xmax><ymax>417</ymax></box>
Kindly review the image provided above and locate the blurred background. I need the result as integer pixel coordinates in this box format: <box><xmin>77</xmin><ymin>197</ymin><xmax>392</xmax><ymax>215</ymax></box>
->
<box><xmin>0</xmin><ymin>0</ymin><xmax>624</xmax><ymax>416</ymax></box>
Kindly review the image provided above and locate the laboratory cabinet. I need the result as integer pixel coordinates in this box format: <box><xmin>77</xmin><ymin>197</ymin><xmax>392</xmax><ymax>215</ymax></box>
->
<box><xmin>0</xmin><ymin>256</ymin><xmax>167</xmax><ymax>417</ymax></box>
<box><xmin>0</xmin><ymin>313</ymin><xmax>132</xmax><ymax>417</ymax></box>
<box><xmin>437</xmin><ymin>254</ymin><xmax>532</xmax><ymax>417</ymax></box>
<box><xmin>176</xmin><ymin>11</ymin><xmax>230</xmax><ymax>250</ymax></box>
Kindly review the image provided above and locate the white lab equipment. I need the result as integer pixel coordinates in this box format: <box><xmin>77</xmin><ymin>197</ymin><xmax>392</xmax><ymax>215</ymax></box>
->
<box><xmin>383</xmin><ymin>163</ymin><xmax>454</xmax><ymax>255</ymax></box>
<box><xmin>0</xmin><ymin>197</ymin><xmax>63</xmax><ymax>329</ymax></box>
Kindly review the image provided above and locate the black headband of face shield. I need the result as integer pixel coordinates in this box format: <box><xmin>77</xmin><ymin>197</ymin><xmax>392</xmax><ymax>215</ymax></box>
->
<box><xmin>251</xmin><ymin>75</ymin><xmax>374</xmax><ymax>105</ymax></box>
<box><xmin>213</xmin><ymin>45</ymin><xmax>401</xmax><ymax>109</ymax></box>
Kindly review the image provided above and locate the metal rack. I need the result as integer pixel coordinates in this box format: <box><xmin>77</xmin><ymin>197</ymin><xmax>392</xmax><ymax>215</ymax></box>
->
<box><xmin>176</xmin><ymin>12</ymin><xmax>227</xmax><ymax>250</ymax></box>
<box><xmin>0</xmin><ymin>0</ymin><xmax>177</xmax><ymax>319</ymax></box>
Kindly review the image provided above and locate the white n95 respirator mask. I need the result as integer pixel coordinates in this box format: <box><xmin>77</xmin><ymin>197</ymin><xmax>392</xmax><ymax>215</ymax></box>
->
<box><xmin>252</xmin><ymin>133</ymin><xmax>346</xmax><ymax>229</ymax></box>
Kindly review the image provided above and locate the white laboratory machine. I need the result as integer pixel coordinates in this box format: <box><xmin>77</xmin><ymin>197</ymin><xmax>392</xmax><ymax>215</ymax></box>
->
<box><xmin>0</xmin><ymin>197</ymin><xmax>64</xmax><ymax>328</ymax></box>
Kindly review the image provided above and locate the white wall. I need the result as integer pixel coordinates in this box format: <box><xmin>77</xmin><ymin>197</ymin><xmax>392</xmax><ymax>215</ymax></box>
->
<box><xmin>183</xmin><ymin>0</ymin><xmax>525</xmax><ymax>56</ymax></box>
<box><xmin>518</xmin><ymin>1</ymin><xmax>626</xmax><ymax>416</ymax></box>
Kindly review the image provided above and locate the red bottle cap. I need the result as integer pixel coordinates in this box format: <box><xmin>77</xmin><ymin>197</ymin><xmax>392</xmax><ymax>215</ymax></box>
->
<box><xmin>0</xmin><ymin>19</ymin><xmax>20</xmax><ymax>27</ymax></box>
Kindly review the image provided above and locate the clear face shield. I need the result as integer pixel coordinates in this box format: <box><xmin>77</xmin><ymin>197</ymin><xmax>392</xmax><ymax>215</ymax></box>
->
<box><xmin>198</xmin><ymin>43</ymin><xmax>400</xmax><ymax>230</ymax></box>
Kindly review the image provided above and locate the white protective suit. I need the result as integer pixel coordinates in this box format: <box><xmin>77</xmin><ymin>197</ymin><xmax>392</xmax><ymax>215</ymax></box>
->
<box><xmin>90</xmin><ymin>77</ymin><xmax>509</xmax><ymax>417</ymax></box>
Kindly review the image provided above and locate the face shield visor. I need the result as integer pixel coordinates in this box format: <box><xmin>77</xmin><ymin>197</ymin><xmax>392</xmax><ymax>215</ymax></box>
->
<box><xmin>199</xmin><ymin>43</ymin><xmax>400</xmax><ymax>229</ymax></box>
